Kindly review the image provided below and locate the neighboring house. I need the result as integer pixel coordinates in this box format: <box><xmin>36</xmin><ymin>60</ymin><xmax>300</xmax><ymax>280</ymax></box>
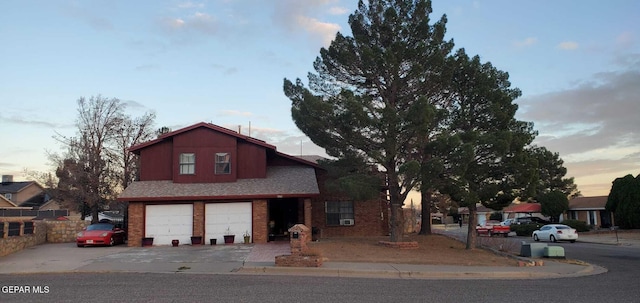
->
<box><xmin>503</xmin><ymin>203</ymin><xmax>545</xmax><ymax>220</ymax></box>
<box><xmin>0</xmin><ymin>195</ymin><xmax>18</xmax><ymax>208</ymax></box>
<box><xmin>566</xmin><ymin>196</ymin><xmax>613</xmax><ymax>228</ymax></box>
<box><xmin>0</xmin><ymin>175</ymin><xmax>50</xmax><ymax>207</ymax></box>
<box><xmin>118</xmin><ymin>122</ymin><xmax>389</xmax><ymax>247</ymax></box>
<box><xmin>458</xmin><ymin>204</ymin><xmax>493</xmax><ymax>226</ymax></box>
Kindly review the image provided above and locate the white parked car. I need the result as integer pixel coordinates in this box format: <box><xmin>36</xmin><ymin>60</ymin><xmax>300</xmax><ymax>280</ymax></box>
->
<box><xmin>532</xmin><ymin>224</ymin><xmax>578</xmax><ymax>243</ymax></box>
<box><xmin>500</xmin><ymin>218</ymin><xmax>516</xmax><ymax>226</ymax></box>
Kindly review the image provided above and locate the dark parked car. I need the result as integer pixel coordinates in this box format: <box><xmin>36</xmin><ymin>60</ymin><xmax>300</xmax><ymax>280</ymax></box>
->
<box><xmin>76</xmin><ymin>223</ymin><xmax>126</xmax><ymax>247</ymax></box>
<box><xmin>516</xmin><ymin>216</ymin><xmax>550</xmax><ymax>225</ymax></box>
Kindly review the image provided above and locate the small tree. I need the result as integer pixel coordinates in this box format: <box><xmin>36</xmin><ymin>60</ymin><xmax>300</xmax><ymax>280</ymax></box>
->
<box><xmin>51</xmin><ymin>95</ymin><xmax>155</xmax><ymax>223</ymax></box>
<box><xmin>538</xmin><ymin>190</ymin><xmax>569</xmax><ymax>223</ymax></box>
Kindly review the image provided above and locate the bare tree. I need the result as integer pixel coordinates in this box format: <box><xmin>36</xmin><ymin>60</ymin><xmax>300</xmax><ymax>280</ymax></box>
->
<box><xmin>51</xmin><ymin>95</ymin><xmax>154</xmax><ymax>223</ymax></box>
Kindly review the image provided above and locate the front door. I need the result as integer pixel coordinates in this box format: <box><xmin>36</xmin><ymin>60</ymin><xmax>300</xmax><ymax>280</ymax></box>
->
<box><xmin>268</xmin><ymin>198</ymin><xmax>301</xmax><ymax>240</ymax></box>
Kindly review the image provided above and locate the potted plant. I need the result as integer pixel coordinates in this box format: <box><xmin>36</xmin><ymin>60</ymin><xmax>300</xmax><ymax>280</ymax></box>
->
<box><xmin>191</xmin><ymin>236</ymin><xmax>203</xmax><ymax>245</ymax></box>
<box><xmin>223</xmin><ymin>227</ymin><xmax>235</xmax><ymax>244</ymax></box>
<box><xmin>243</xmin><ymin>230</ymin><xmax>251</xmax><ymax>244</ymax></box>
<box><xmin>142</xmin><ymin>236</ymin><xmax>154</xmax><ymax>247</ymax></box>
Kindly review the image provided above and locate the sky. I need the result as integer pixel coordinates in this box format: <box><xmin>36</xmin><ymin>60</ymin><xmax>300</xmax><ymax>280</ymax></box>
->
<box><xmin>1</xmin><ymin>0</ymin><xmax>638</xmax><ymax>198</ymax></box>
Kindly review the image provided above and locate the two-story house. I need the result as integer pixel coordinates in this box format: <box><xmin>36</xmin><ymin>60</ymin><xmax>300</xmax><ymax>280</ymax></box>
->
<box><xmin>0</xmin><ymin>175</ymin><xmax>49</xmax><ymax>208</ymax></box>
<box><xmin>119</xmin><ymin>122</ymin><xmax>389</xmax><ymax>247</ymax></box>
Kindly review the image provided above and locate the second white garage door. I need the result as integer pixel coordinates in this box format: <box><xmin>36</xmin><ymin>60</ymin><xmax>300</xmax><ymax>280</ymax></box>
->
<box><xmin>205</xmin><ymin>202</ymin><xmax>252</xmax><ymax>244</ymax></box>
<box><xmin>145</xmin><ymin>204</ymin><xmax>193</xmax><ymax>246</ymax></box>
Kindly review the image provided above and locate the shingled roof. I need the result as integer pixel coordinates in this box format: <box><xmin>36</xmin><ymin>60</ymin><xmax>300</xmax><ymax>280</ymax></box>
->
<box><xmin>569</xmin><ymin>196</ymin><xmax>608</xmax><ymax>210</ymax></box>
<box><xmin>118</xmin><ymin>166</ymin><xmax>319</xmax><ymax>202</ymax></box>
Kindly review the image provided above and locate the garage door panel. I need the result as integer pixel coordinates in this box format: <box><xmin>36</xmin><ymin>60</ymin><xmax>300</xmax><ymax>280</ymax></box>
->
<box><xmin>146</xmin><ymin>205</ymin><xmax>193</xmax><ymax>246</ymax></box>
<box><xmin>205</xmin><ymin>202</ymin><xmax>252</xmax><ymax>244</ymax></box>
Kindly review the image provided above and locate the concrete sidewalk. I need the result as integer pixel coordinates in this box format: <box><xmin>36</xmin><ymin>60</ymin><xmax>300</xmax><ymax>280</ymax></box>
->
<box><xmin>0</xmin><ymin>241</ymin><xmax>607</xmax><ymax>280</ymax></box>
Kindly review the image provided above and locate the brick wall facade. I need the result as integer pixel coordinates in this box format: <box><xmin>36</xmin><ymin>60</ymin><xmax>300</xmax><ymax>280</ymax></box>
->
<box><xmin>252</xmin><ymin>199</ymin><xmax>267</xmax><ymax>243</ymax></box>
<box><xmin>128</xmin><ymin>202</ymin><xmax>144</xmax><ymax>247</ymax></box>
<box><xmin>311</xmin><ymin>197</ymin><xmax>389</xmax><ymax>238</ymax></box>
<box><xmin>193</xmin><ymin>201</ymin><xmax>204</xmax><ymax>238</ymax></box>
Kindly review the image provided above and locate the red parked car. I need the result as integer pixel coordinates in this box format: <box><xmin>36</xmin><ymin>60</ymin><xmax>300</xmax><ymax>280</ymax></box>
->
<box><xmin>77</xmin><ymin>223</ymin><xmax>126</xmax><ymax>247</ymax></box>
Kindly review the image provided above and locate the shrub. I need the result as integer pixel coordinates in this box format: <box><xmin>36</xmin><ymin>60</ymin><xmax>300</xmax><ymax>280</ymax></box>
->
<box><xmin>562</xmin><ymin>219</ymin><xmax>591</xmax><ymax>232</ymax></box>
<box><xmin>510</xmin><ymin>223</ymin><xmax>543</xmax><ymax>237</ymax></box>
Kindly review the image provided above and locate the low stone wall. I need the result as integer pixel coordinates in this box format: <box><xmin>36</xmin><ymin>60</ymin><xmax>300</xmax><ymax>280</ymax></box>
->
<box><xmin>0</xmin><ymin>221</ymin><xmax>47</xmax><ymax>257</ymax></box>
<box><xmin>0</xmin><ymin>220</ymin><xmax>89</xmax><ymax>257</ymax></box>
<box><xmin>46</xmin><ymin>220</ymin><xmax>89</xmax><ymax>243</ymax></box>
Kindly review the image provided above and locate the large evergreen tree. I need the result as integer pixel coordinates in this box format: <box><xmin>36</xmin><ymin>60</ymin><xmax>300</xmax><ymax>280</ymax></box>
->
<box><xmin>283</xmin><ymin>0</ymin><xmax>453</xmax><ymax>242</ymax></box>
<box><xmin>606</xmin><ymin>174</ymin><xmax>640</xmax><ymax>229</ymax></box>
<box><xmin>438</xmin><ymin>49</ymin><xmax>536</xmax><ymax>249</ymax></box>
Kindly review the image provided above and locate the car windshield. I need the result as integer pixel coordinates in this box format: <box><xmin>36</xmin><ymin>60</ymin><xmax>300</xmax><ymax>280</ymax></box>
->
<box><xmin>556</xmin><ymin>225</ymin><xmax>570</xmax><ymax>229</ymax></box>
<box><xmin>86</xmin><ymin>223</ymin><xmax>114</xmax><ymax>231</ymax></box>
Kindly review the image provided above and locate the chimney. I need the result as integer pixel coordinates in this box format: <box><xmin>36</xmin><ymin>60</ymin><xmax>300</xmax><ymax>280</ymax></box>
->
<box><xmin>2</xmin><ymin>175</ymin><xmax>14</xmax><ymax>183</ymax></box>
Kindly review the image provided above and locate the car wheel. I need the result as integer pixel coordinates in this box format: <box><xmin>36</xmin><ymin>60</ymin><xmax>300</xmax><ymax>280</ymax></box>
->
<box><xmin>533</xmin><ymin>234</ymin><xmax>539</xmax><ymax>241</ymax></box>
<box><xmin>550</xmin><ymin>235</ymin><xmax>557</xmax><ymax>242</ymax></box>
<box><xmin>109</xmin><ymin>237</ymin><xmax>115</xmax><ymax>246</ymax></box>
<box><xmin>77</xmin><ymin>244</ymin><xmax>84</xmax><ymax>247</ymax></box>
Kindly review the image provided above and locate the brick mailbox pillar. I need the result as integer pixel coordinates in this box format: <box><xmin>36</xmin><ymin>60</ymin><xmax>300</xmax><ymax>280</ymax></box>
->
<box><xmin>288</xmin><ymin>224</ymin><xmax>310</xmax><ymax>256</ymax></box>
<box><xmin>275</xmin><ymin>224</ymin><xmax>322</xmax><ymax>267</ymax></box>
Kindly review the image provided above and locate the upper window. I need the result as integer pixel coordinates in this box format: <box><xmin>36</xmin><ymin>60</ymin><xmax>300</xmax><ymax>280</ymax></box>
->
<box><xmin>325</xmin><ymin>201</ymin><xmax>354</xmax><ymax>226</ymax></box>
<box><xmin>179</xmin><ymin>153</ymin><xmax>195</xmax><ymax>175</ymax></box>
<box><xmin>215</xmin><ymin>153</ymin><xmax>231</xmax><ymax>174</ymax></box>
<box><xmin>4</xmin><ymin>193</ymin><xmax>12</xmax><ymax>201</ymax></box>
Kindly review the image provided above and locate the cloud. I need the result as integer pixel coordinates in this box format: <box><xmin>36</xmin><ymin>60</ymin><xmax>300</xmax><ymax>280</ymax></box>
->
<box><xmin>135</xmin><ymin>64</ymin><xmax>160</xmax><ymax>71</ymax></box>
<box><xmin>557</xmin><ymin>41</ymin><xmax>579</xmax><ymax>50</ymax></box>
<box><xmin>519</xmin><ymin>59</ymin><xmax>640</xmax><ymax>194</ymax></box>
<box><xmin>616</xmin><ymin>31</ymin><xmax>635</xmax><ymax>49</ymax></box>
<box><xmin>328</xmin><ymin>6</ymin><xmax>349</xmax><ymax>15</ymax></box>
<box><xmin>210</xmin><ymin>64</ymin><xmax>238</xmax><ymax>75</ymax></box>
<box><xmin>159</xmin><ymin>12</ymin><xmax>219</xmax><ymax>35</ymax></box>
<box><xmin>219</xmin><ymin>110</ymin><xmax>254</xmax><ymax>118</ymax></box>
<box><xmin>0</xmin><ymin>114</ymin><xmax>72</xmax><ymax>129</ymax></box>
<box><xmin>514</xmin><ymin>37</ymin><xmax>537</xmax><ymax>48</ymax></box>
<box><xmin>177</xmin><ymin>1</ymin><xmax>205</xmax><ymax>9</ymax></box>
<box><xmin>271</xmin><ymin>0</ymin><xmax>341</xmax><ymax>47</ymax></box>
<box><xmin>61</xmin><ymin>2</ymin><xmax>114</xmax><ymax>31</ymax></box>
<box><xmin>521</xmin><ymin>65</ymin><xmax>640</xmax><ymax>156</ymax></box>
<box><xmin>244</xmin><ymin>127</ymin><xmax>328</xmax><ymax>157</ymax></box>
<box><xmin>295</xmin><ymin>15</ymin><xmax>341</xmax><ymax>46</ymax></box>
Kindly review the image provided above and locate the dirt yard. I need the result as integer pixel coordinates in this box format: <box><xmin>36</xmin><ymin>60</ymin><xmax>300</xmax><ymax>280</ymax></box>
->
<box><xmin>309</xmin><ymin>233</ymin><xmax>518</xmax><ymax>266</ymax></box>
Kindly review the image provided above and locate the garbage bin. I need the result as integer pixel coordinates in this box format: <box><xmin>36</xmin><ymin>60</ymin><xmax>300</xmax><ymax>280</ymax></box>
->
<box><xmin>520</xmin><ymin>241</ymin><xmax>548</xmax><ymax>257</ymax></box>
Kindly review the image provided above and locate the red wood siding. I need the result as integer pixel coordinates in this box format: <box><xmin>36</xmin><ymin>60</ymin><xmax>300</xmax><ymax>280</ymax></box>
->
<box><xmin>237</xmin><ymin>141</ymin><xmax>266</xmax><ymax>179</ymax></box>
<box><xmin>173</xmin><ymin>129</ymin><xmax>237</xmax><ymax>183</ymax></box>
<box><xmin>139</xmin><ymin>140</ymin><xmax>173</xmax><ymax>181</ymax></box>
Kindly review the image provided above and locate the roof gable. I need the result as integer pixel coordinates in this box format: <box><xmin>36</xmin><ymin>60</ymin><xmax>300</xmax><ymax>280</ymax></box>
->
<box><xmin>0</xmin><ymin>181</ymin><xmax>39</xmax><ymax>194</ymax></box>
<box><xmin>129</xmin><ymin>122</ymin><xmax>276</xmax><ymax>153</ymax></box>
<box><xmin>129</xmin><ymin>122</ymin><xmax>320</xmax><ymax>168</ymax></box>
<box><xmin>0</xmin><ymin>195</ymin><xmax>18</xmax><ymax>207</ymax></box>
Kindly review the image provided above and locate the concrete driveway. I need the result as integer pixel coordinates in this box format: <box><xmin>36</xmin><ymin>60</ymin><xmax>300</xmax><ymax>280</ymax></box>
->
<box><xmin>0</xmin><ymin>242</ymin><xmax>290</xmax><ymax>274</ymax></box>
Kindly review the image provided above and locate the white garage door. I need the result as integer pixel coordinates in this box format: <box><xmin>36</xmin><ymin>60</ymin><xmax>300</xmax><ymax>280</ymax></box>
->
<box><xmin>146</xmin><ymin>204</ymin><xmax>193</xmax><ymax>246</ymax></box>
<box><xmin>205</xmin><ymin>202</ymin><xmax>252</xmax><ymax>244</ymax></box>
